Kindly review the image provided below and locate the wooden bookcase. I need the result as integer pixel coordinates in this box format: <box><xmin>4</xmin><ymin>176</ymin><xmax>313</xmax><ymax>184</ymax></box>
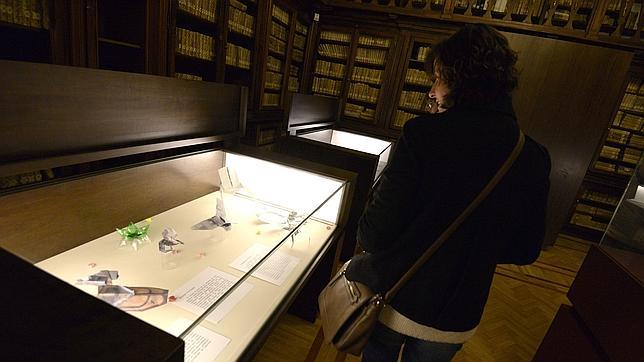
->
<box><xmin>169</xmin><ymin>0</ymin><xmax>220</xmax><ymax>81</ymax></box>
<box><xmin>0</xmin><ymin>0</ymin><xmax>66</xmax><ymax>64</ymax></box>
<box><xmin>224</xmin><ymin>0</ymin><xmax>257</xmax><ymax>89</ymax></box>
<box><xmin>260</xmin><ymin>1</ymin><xmax>292</xmax><ymax>108</ymax></box>
<box><xmin>565</xmin><ymin>74</ymin><xmax>644</xmax><ymax>241</ymax></box>
<box><xmin>311</xmin><ymin>25</ymin><xmax>400</xmax><ymax>128</ymax></box>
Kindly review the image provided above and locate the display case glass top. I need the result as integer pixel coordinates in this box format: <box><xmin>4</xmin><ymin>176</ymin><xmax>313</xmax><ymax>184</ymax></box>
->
<box><xmin>24</xmin><ymin>150</ymin><xmax>347</xmax><ymax>361</ymax></box>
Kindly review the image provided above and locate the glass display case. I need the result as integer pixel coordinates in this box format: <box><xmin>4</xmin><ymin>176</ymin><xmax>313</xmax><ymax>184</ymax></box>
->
<box><xmin>21</xmin><ymin>150</ymin><xmax>347</xmax><ymax>361</ymax></box>
<box><xmin>601</xmin><ymin>155</ymin><xmax>644</xmax><ymax>254</ymax></box>
<box><xmin>0</xmin><ymin>60</ymin><xmax>352</xmax><ymax>360</ymax></box>
<box><xmin>275</xmin><ymin>93</ymin><xmax>394</xmax><ymax>261</ymax></box>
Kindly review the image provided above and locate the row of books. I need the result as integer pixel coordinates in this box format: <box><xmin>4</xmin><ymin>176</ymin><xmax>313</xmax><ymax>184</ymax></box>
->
<box><xmin>492</xmin><ymin>0</ymin><xmax>508</xmax><ymax>13</ymax></box>
<box><xmin>228</xmin><ymin>6</ymin><xmax>254</xmax><ymax>37</ymax></box>
<box><xmin>266</xmin><ymin>56</ymin><xmax>282</xmax><ymax>72</ymax></box>
<box><xmin>594</xmin><ymin>160</ymin><xmax>634</xmax><ymax>175</ymax></box>
<box><xmin>600</xmin><ymin>145</ymin><xmax>620</xmax><ymax>160</ymax></box>
<box><xmin>176</xmin><ymin>28</ymin><xmax>215</xmax><ymax>61</ymax></box>
<box><xmin>416</xmin><ymin>46</ymin><xmax>430</xmax><ymax>61</ymax></box>
<box><xmin>318</xmin><ymin>44</ymin><xmax>349</xmax><ymax>60</ymax></box>
<box><xmin>225</xmin><ymin>43</ymin><xmax>251</xmax><ymax>69</ymax></box>
<box><xmin>270</xmin><ymin>21</ymin><xmax>288</xmax><ymax>41</ymax></box>
<box><xmin>352</xmin><ymin>66</ymin><xmax>383</xmax><ymax>85</ymax></box>
<box><xmin>552</xmin><ymin>9</ymin><xmax>570</xmax><ymax>24</ymax></box>
<box><xmin>613</xmin><ymin>111</ymin><xmax>644</xmax><ymax>131</ymax></box>
<box><xmin>406</xmin><ymin>68</ymin><xmax>432</xmax><ymax>86</ymax></box>
<box><xmin>0</xmin><ymin>0</ymin><xmax>48</xmax><ymax>29</ymax></box>
<box><xmin>313</xmin><ymin>77</ymin><xmax>342</xmax><ymax>96</ymax></box>
<box><xmin>581</xmin><ymin>189</ymin><xmax>620</xmax><ymax>207</ymax></box>
<box><xmin>575</xmin><ymin>203</ymin><xmax>613</xmax><ymax>220</ymax></box>
<box><xmin>295</xmin><ymin>20</ymin><xmax>308</xmax><ymax>35</ymax></box>
<box><xmin>290</xmin><ymin>64</ymin><xmax>299</xmax><ymax>77</ymax></box>
<box><xmin>570</xmin><ymin>213</ymin><xmax>607</xmax><ymax>232</ymax></box>
<box><xmin>175</xmin><ymin>72</ymin><xmax>203</xmax><ymax>81</ymax></box>
<box><xmin>357</xmin><ymin>35</ymin><xmax>390</xmax><ymax>48</ymax></box>
<box><xmin>268</xmin><ymin>35</ymin><xmax>286</xmax><ymax>55</ymax></box>
<box><xmin>294</xmin><ymin>34</ymin><xmax>306</xmax><ymax>50</ymax></box>
<box><xmin>399</xmin><ymin>90</ymin><xmax>426</xmax><ymax>110</ymax></box>
<box><xmin>258</xmin><ymin>127</ymin><xmax>277</xmax><ymax>145</ymax></box>
<box><xmin>624</xmin><ymin>4</ymin><xmax>641</xmax><ymax>31</ymax></box>
<box><xmin>178</xmin><ymin>0</ymin><xmax>217</xmax><ymax>23</ymax></box>
<box><xmin>394</xmin><ymin>110</ymin><xmax>417</xmax><ymax>128</ymax></box>
<box><xmin>625</xmin><ymin>78</ymin><xmax>644</xmax><ymax>94</ymax></box>
<box><xmin>272</xmin><ymin>4</ymin><xmax>289</xmax><ymax>25</ymax></box>
<box><xmin>264</xmin><ymin>71</ymin><xmax>283</xmax><ymax>90</ymax></box>
<box><xmin>620</xmin><ymin>93</ymin><xmax>644</xmax><ymax>112</ymax></box>
<box><xmin>315</xmin><ymin>60</ymin><xmax>345</xmax><ymax>78</ymax></box>
<box><xmin>355</xmin><ymin>48</ymin><xmax>387</xmax><ymax>66</ymax></box>
<box><xmin>623</xmin><ymin>147</ymin><xmax>642</xmax><ymax>164</ymax></box>
<box><xmin>348</xmin><ymin>82</ymin><xmax>379</xmax><ymax>103</ymax></box>
<box><xmin>288</xmin><ymin>76</ymin><xmax>299</xmax><ymax>92</ymax></box>
<box><xmin>344</xmin><ymin>103</ymin><xmax>375</xmax><ymax>120</ymax></box>
<box><xmin>320</xmin><ymin>30</ymin><xmax>351</xmax><ymax>43</ymax></box>
<box><xmin>263</xmin><ymin>93</ymin><xmax>280</xmax><ymax>106</ymax></box>
<box><xmin>292</xmin><ymin>48</ymin><xmax>304</xmax><ymax>62</ymax></box>
<box><xmin>630</xmin><ymin>134</ymin><xmax>644</xmax><ymax>148</ymax></box>
<box><xmin>605</xmin><ymin>0</ymin><xmax>621</xmax><ymax>12</ymax></box>
<box><xmin>606</xmin><ymin>128</ymin><xmax>631</xmax><ymax>144</ymax></box>
<box><xmin>229</xmin><ymin>0</ymin><xmax>247</xmax><ymax>11</ymax></box>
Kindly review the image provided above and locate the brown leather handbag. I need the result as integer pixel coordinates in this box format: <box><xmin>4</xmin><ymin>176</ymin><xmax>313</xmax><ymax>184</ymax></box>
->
<box><xmin>318</xmin><ymin>131</ymin><xmax>525</xmax><ymax>356</ymax></box>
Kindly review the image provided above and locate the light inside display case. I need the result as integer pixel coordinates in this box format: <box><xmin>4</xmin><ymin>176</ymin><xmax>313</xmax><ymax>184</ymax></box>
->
<box><xmin>298</xmin><ymin>129</ymin><xmax>392</xmax><ymax>182</ymax></box>
<box><xmin>286</xmin><ymin>93</ymin><xmax>394</xmax><ymax>183</ymax></box>
<box><xmin>32</xmin><ymin>150</ymin><xmax>347</xmax><ymax>361</ymax></box>
<box><xmin>601</xmin><ymin>159</ymin><xmax>644</xmax><ymax>254</ymax></box>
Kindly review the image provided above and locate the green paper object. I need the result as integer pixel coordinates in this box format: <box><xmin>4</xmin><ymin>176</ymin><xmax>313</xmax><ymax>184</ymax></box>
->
<box><xmin>116</xmin><ymin>222</ymin><xmax>150</xmax><ymax>240</ymax></box>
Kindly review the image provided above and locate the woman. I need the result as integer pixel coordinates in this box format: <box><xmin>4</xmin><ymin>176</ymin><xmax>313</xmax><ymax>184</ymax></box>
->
<box><xmin>345</xmin><ymin>24</ymin><xmax>551</xmax><ymax>361</ymax></box>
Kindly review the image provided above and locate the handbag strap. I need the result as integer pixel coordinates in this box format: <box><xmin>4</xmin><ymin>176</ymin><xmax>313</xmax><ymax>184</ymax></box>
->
<box><xmin>383</xmin><ymin>131</ymin><xmax>526</xmax><ymax>303</ymax></box>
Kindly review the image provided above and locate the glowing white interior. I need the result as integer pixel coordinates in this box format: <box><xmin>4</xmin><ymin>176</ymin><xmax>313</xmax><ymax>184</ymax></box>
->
<box><xmin>224</xmin><ymin>152</ymin><xmax>344</xmax><ymax>223</ymax></box>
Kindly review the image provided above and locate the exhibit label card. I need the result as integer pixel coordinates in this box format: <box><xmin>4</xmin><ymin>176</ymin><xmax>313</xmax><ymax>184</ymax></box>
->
<box><xmin>169</xmin><ymin>318</ymin><xmax>230</xmax><ymax>362</ymax></box>
<box><xmin>229</xmin><ymin>244</ymin><xmax>300</xmax><ymax>286</ymax></box>
<box><xmin>172</xmin><ymin>267</ymin><xmax>253</xmax><ymax>323</ymax></box>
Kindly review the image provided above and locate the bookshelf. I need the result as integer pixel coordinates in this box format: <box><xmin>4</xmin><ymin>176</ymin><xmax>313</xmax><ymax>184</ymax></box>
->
<box><xmin>261</xmin><ymin>2</ymin><xmax>291</xmax><ymax>108</ymax></box>
<box><xmin>566</xmin><ymin>75</ymin><xmax>644</xmax><ymax>241</ymax></box>
<box><xmin>594</xmin><ymin>0</ymin><xmax>642</xmax><ymax>44</ymax></box>
<box><xmin>288</xmin><ymin>17</ymin><xmax>309</xmax><ymax>93</ymax></box>
<box><xmin>0</xmin><ymin>0</ymin><xmax>54</xmax><ymax>63</ymax></box>
<box><xmin>171</xmin><ymin>0</ymin><xmax>219</xmax><ymax>81</ymax></box>
<box><xmin>342</xmin><ymin>32</ymin><xmax>393</xmax><ymax>124</ymax></box>
<box><xmin>93</xmin><ymin>0</ymin><xmax>146</xmax><ymax>74</ymax></box>
<box><xmin>391</xmin><ymin>38</ymin><xmax>435</xmax><ymax>129</ymax></box>
<box><xmin>312</xmin><ymin>27</ymin><xmax>352</xmax><ymax>99</ymax></box>
<box><xmin>224</xmin><ymin>0</ymin><xmax>256</xmax><ymax>88</ymax></box>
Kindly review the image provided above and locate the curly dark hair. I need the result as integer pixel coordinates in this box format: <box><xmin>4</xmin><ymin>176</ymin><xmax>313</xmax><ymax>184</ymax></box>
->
<box><xmin>425</xmin><ymin>24</ymin><xmax>518</xmax><ymax>108</ymax></box>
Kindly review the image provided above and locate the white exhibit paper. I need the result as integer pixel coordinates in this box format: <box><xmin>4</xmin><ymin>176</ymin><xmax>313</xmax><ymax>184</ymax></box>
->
<box><xmin>229</xmin><ymin>244</ymin><xmax>300</xmax><ymax>286</ymax></box>
<box><xmin>172</xmin><ymin>267</ymin><xmax>253</xmax><ymax>323</ymax></box>
<box><xmin>168</xmin><ymin>318</ymin><xmax>230</xmax><ymax>362</ymax></box>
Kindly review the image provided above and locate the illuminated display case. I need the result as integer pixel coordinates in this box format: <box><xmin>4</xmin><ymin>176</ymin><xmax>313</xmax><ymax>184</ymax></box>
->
<box><xmin>601</xmin><ymin>155</ymin><xmax>644</xmax><ymax>254</ymax></box>
<box><xmin>0</xmin><ymin>61</ymin><xmax>352</xmax><ymax>361</ymax></box>
<box><xmin>275</xmin><ymin>93</ymin><xmax>394</xmax><ymax>261</ymax></box>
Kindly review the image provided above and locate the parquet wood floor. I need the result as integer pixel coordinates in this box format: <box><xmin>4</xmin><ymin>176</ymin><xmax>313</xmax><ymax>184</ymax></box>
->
<box><xmin>253</xmin><ymin>234</ymin><xmax>590</xmax><ymax>362</ymax></box>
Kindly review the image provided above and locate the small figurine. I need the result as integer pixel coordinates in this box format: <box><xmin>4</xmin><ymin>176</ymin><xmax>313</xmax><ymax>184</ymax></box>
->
<box><xmin>192</xmin><ymin>197</ymin><xmax>232</xmax><ymax>231</ymax></box>
<box><xmin>158</xmin><ymin>228</ymin><xmax>184</xmax><ymax>253</ymax></box>
<box><xmin>76</xmin><ymin>270</ymin><xmax>119</xmax><ymax>286</ymax></box>
<box><xmin>116</xmin><ymin>221</ymin><xmax>151</xmax><ymax>251</ymax></box>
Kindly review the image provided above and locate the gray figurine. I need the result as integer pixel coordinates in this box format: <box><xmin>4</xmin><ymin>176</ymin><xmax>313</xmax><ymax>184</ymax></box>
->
<box><xmin>158</xmin><ymin>227</ymin><xmax>184</xmax><ymax>253</ymax></box>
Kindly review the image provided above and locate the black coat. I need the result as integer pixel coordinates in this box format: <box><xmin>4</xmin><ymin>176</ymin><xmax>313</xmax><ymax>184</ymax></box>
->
<box><xmin>345</xmin><ymin>96</ymin><xmax>551</xmax><ymax>332</ymax></box>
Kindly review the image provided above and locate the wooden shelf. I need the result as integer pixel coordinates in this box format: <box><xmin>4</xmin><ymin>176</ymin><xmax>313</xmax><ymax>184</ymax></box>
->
<box><xmin>571</xmin><ymin>209</ymin><xmax>612</xmax><ymax>223</ymax></box>
<box><xmin>597</xmin><ymin>156</ymin><xmax>638</xmax><ymax>168</ymax></box>
<box><xmin>317</xmin><ymin>53</ymin><xmax>348</xmax><ymax>62</ymax></box>
<box><xmin>272</xmin><ymin>16</ymin><xmax>290</xmax><ymax>29</ymax></box>
<box><xmin>268</xmin><ymin>48</ymin><xmax>286</xmax><ymax>59</ymax></box>
<box><xmin>0</xmin><ymin>20</ymin><xmax>48</xmax><ymax>33</ymax></box>
<box><xmin>226</xmin><ymin>63</ymin><xmax>251</xmax><ymax>71</ymax></box>
<box><xmin>350</xmin><ymin>79</ymin><xmax>381</xmax><ymax>87</ymax></box>
<box><xmin>604</xmin><ymin>139</ymin><xmax>644</xmax><ymax>151</ymax></box>
<box><xmin>353</xmin><ymin>60</ymin><xmax>386</xmax><ymax>69</ymax></box>
<box><xmin>314</xmin><ymin>89</ymin><xmax>341</xmax><ymax>97</ymax></box>
<box><xmin>319</xmin><ymin>38</ymin><xmax>351</xmax><ymax>46</ymax></box>
<box><xmin>227</xmin><ymin>28</ymin><xmax>254</xmax><ymax>43</ymax></box>
<box><xmin>98</xmin><ymin>37</ymin><xmax>142</xmax><ymax>49</ymax></box>
<box><xmin>398</xmin><ymin>105</ymin><xmax>430</xmax><ymax>115</ymax></box>
<box><xmin>578</xmin><ymin>198</ymin><xmax>618</xmax><ymax>211</ymax></box>
<box><xmin>176</xmin><ymin>8</ymin><xmax>216</xmax><ymax>27</ymax></box>
<box><xmin>263</xmin><ymin>86</ymin><xmax>281</xmax><ymax>92</ymax></box>
<box><xmin>315</xmin><ymin>73</ymin><xmax>344</xmax><ymax>81</ymax></box>
<box><xmin>404</xmin><ymin>81</ymin><xmax>432</xmax><ymax>89</ymax></box>
<box><xmin>176</xmin><ymin>52</ymin><xmax>215</xmax><ymax>63</ymax></box>
<box><xmin>356</xmin><ymin>43</ymin><xmax>391</xmax><ymax>50</ymax></box>
<box><xmin>346</xmin><ymin>97</ymin><xmax>377</xmax><ymax>106</ymax></box>
<box><xmin>619</xmin><ymin>108</ymin><xmax>644</xmax><ymax>118</ymax></box>
<box><xmin>610</xmin><ymin>125</ymin><xmax>644</xmax><ymax>134</ymax></box>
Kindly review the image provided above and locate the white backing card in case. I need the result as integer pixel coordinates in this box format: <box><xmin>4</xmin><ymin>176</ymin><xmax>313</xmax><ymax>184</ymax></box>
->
<box><xmin>169</xmin><ymin>318</ymin><xmax>230</xmax><ymax>362</ymax></box>
<box><xmin>218</xmin><ymin>166</ymin><xmax>242</xmax><ymax>193</ymax></box>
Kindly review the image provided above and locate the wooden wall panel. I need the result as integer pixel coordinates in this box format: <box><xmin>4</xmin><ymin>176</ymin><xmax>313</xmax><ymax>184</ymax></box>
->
<box><xmin>0</xmin><ymin>151</ymin><xmax>223</xmax><ymax>263</ymax></box>
<box><xmin>0</xmin><ymin>60</ymin><xmax>244</xmax><ymax>165</ymax></box>
<box><xmin>505</xmin><ymin>32</ymin><xmax>633</xmax><ymax>246</ymax></box>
